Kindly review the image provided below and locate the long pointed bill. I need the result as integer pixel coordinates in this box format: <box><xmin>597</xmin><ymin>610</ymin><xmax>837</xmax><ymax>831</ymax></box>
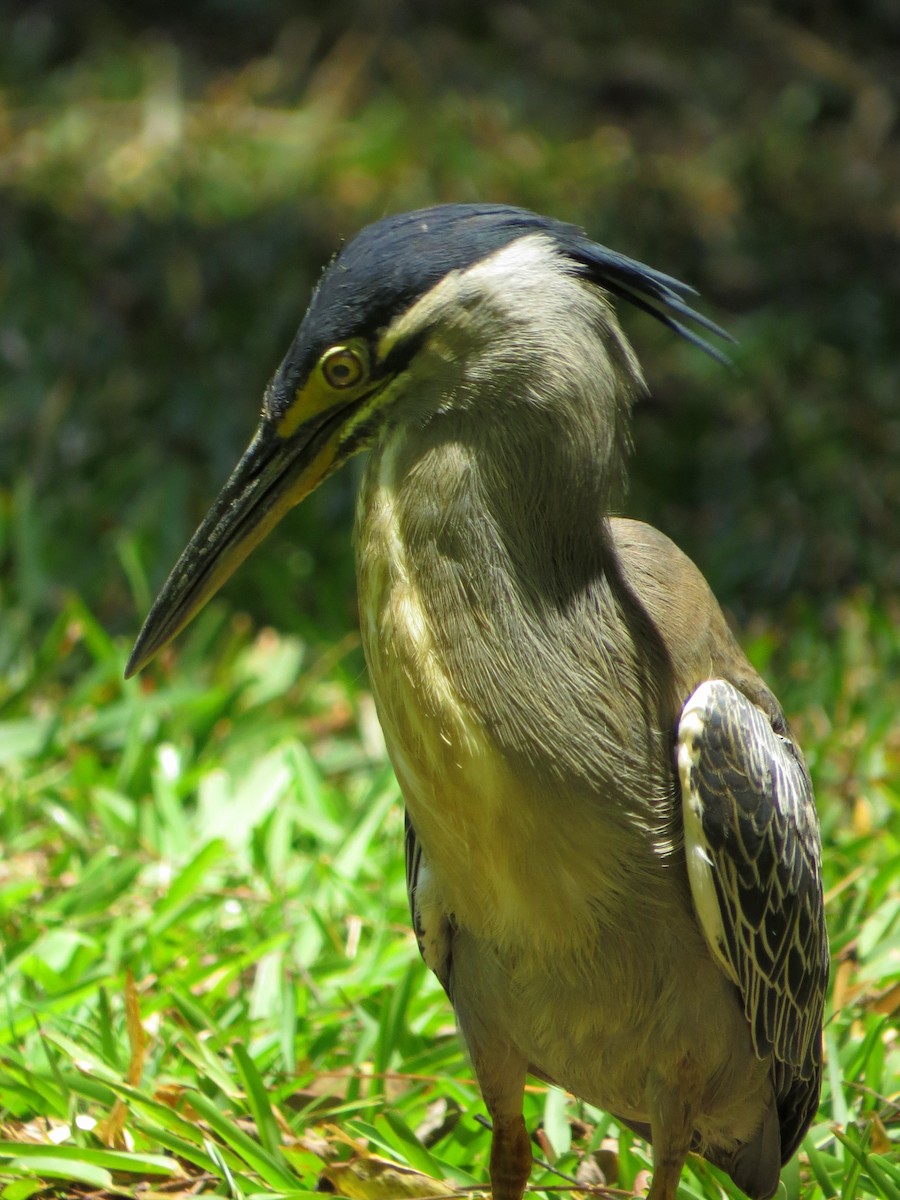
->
<box><xmin>125</xmin><ymin>410</ymin><xmax>344</xmax><ymax>678</ymax></box>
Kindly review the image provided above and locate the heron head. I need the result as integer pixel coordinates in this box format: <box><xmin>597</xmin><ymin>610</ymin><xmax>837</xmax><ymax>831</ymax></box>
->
<box><xmin>126</xmin><ymin>203</ymin><xmax>729</xmax><ymax>677</ymax></box>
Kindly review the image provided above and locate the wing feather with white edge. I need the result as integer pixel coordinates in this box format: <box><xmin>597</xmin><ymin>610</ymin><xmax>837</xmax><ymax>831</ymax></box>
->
<box><xmin>405</xmin><ymin>813</ymin><xmax>453</xmax><ymax>997</ymax></box>
<box><xmin>677</xmin><ymin>679</ymin><xmax>829</xmax><ymax>1162</ymax></box>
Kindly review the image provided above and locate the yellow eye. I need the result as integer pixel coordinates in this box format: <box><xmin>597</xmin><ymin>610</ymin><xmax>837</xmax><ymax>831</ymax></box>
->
<box><xmin>321</xmin><ymin>345</ymin><xmax>366</xmax><ymax>390</ymax></box>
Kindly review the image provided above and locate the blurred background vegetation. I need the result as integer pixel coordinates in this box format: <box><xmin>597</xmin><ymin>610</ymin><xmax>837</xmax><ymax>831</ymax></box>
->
<box><xmin>2</xmin><ymin>0</ymin><xmax>898</xmax><ymax>655</ymax></box>
<box><xmin>0</xmin><ymin>5</ymin><xmax>899</xmax><ymax>1196</ymax></box>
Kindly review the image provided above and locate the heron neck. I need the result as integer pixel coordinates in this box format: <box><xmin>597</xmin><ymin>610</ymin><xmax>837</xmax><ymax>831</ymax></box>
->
<box><xmin>429</xmin><ymin>418</ymin><xmax>610</xmax><ymax>596</ymax></box>
<box><xmin>353</xmin><ymin>288</ymin><xmax>674</xmax><ymax>799</ymax></box>
<box><xmin>370</xmin><ymin>340</ymin><xmax>635</xmax><ymax>593</ymax></box>
<box><xmin>359</xmin><ymin>396</ymin><xmax>650</xmax><ymax>727</ymax></box>
<box><xmin>365</xmin><ymin>262</ymin><xmax>643</xmax><ymax>575</ymax></box>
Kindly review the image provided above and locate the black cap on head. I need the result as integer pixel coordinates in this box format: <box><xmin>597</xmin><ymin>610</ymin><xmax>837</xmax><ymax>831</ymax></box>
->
<box><xmin>273</xmin><ymin>203</ymin><xmax>732</xmax><ymax>397</ymax></box>
<box><xmin>277</xmin><ymin>206</ymin><xmax>559</xmax><ymax>383</ymax></box>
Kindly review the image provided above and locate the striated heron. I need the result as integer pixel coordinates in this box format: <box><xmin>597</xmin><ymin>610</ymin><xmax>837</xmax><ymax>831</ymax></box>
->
<box><xmin>127</xmin><ymin>204</ymin><xmax>828</xmax><ymax>1200</ymax></box>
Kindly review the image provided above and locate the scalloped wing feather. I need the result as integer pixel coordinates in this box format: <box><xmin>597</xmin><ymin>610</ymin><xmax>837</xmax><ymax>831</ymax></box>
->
<box><xmin>678</xmin><ymin>679</ymin><xmax>829</xmax><ymax>1162</ymax></box>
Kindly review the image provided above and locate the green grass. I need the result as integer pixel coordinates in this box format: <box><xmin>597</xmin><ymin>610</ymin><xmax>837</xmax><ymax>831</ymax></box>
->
<box><xmin>1</xmin><ymin>5</ymin><xmax>898</xmax><ymax>1196</ymax></box>
<box><xmin>0</xmin><ymin>580</ymin><xmax>898</xmax><ymax>1199</ymax></box>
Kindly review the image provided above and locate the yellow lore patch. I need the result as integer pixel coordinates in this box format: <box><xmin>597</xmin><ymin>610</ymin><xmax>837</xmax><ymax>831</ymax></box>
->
<box><xmin>276</xmin><ymin>339</ymin><xmax>376</xmax><ymax>440</ymax></box>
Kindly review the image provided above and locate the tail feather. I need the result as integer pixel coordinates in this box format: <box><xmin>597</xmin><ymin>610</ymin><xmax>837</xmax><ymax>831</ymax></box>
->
<box><xmin>707</xmin><ymin>1104</ymin><xmax>782</xmax><ymax>1200</ymax></box>
<box><xmin>613</xmin><ymin>1104</ymin><xmax>783</xmax><ymax>1200</ymax></box>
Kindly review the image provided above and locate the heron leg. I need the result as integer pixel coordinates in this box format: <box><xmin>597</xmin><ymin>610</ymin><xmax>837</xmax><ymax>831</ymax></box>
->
<box><xmin>646</xmin><ymin>1076</ymin><xmax>695</xmax><ymax>1200</ymax></box>
<box><xmin>451</xmin><ymin>939</ymin><xmax>532</xmax><ymax>1200</ymax></box>
<box><xmin>474</xmin><ymin>1055</ymin><xmax>530</xmax><ymax>1200</ymax></box>
<box><xmin>468</xmin><ymin>1040</ymin><xmax>531</xmax><ymax>1200</ymax></box>
<box><xmin>488</xmin><ymin>1110</ymin><xmax>531</xmax><ymax>1200</ymax></box>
